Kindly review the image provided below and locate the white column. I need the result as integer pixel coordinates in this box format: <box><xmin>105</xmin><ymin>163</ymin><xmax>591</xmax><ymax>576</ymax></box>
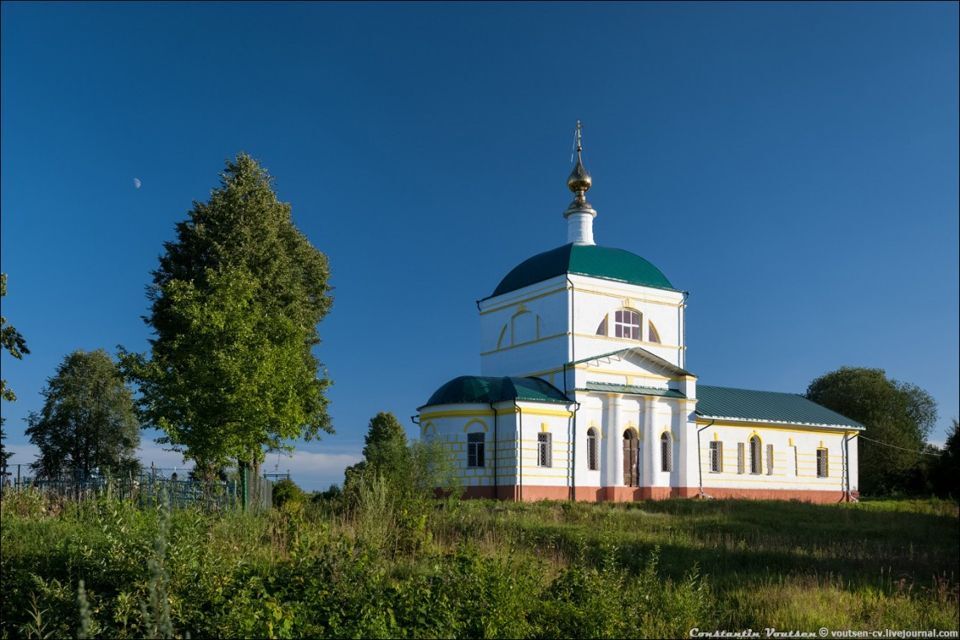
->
<box><xmin>567</xmin><ymin>212</ymin><xmax>596</xmax><ymax>245</ymax></box>
<box><xmin>602</xmin><ymin>395</ymin><xmax>623</xmax><ymax>487</ymax></box>
<box><xmin>643</xmin><ymin>398</ymin><xmax>658</xmax><ymax>487</ymax></box>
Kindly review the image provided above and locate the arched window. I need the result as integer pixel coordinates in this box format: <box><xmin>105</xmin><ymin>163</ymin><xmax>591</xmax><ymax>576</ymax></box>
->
<box><xmin>749</xmin><ymin>436</ymin><xmax>762</xmax><ymax>474</ymax></box>
<box><xmin>648</xmin><ymin>321</ymin><xmax>661</xmax><ymax>344</ymax></box>
<box><xmin>614</xmin><ymin>309</ymin><xmax>641</xmax><ymax>340</ymax></box>
<box><xmin>587</xmin><ymin>428</ymin><xmax>599</xmax><ymax>471</ymax></box>
<box><xmin>660</xmin><ymin>432</ymin><xmax>672</xmax><ymax>472</ymax></box>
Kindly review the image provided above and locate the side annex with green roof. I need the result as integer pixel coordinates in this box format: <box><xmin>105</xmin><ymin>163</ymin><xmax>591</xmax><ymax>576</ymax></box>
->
<box><xmin>419</xmin><ymin>375</ymin><xmax>571</xmax><ymax>410</ymax></box>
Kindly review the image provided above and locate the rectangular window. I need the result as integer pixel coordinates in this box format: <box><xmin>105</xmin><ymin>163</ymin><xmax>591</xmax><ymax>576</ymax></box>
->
<box><xmin>467</xmin><ymin>432</ymin><xmax>485</xmax><ymax>468</ymax></box>
<box><xmin>537</xmin><ymin>432</ymin><xmax>552</xmax><ymax>467</ymax></box>
<box><xmin>766</xmin><ymin>444</ymin><xmax>774</xmax><ymax>475</ymax></box>
<box><xmin>737</xmin><ymin>442</ymin><xmax>745</xmax><ymax>474</ymax></box>
<box><xmin>709</xmin><ymin>441</ymin><xmax>723</xmax><ymax>473</ymax></box>
<box><xmin>816</xmin><ymin>448</ymin><xmax>829</xmax><ymax>478</ymax></box>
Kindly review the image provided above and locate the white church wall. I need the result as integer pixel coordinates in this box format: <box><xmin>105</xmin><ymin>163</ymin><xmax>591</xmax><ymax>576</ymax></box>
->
<box><xmin>479</xmin><ymin>277</ymin><xmax>570</xmax><ymax>377</ymax></box>
<box><xmin>573</xmin><ymin>395</ymin><xmax>605</xmax><ymax>489</ymax></box>
<box><xmin>418</xmin><ymin>401</ymin><xmax>576</xmax><ymax>497</ymax></box>
<box><xmin>696</xmin><ymin>422</ymin><xmax>854</xmax><ymax>494</ymax></box>
<box><xmin>515</xmin><ymin>402</ymin><xmax>574</xmax><ymax>491</ymax></box>
<box><xmin>567</xmin><ymin>274</ymin><xmax>685</xmax><ymax>369</ymax></box>
<box><xmin>847</xmin><ymin>435</ymin><xmax>859</xmax><ymax>492</ymax></box>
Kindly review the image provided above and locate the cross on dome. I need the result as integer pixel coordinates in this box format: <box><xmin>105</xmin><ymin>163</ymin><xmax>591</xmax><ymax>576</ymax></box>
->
<box><xmin>564</xmin><ymin>120</ymin><xmax>597</xmax><ymax>244</ymax></box>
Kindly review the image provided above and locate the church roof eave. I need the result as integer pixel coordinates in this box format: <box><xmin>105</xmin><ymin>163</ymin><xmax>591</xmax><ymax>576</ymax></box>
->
<box><xmin>568</xmin><ymin>345</ymin><xmax>694</xmax><ymax>378</ymax></box>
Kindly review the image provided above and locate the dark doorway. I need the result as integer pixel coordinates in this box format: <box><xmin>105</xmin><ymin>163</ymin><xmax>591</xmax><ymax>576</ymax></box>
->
<box><xmin>623</xmin><ymin>429</ymin><xmax>639</xmax><ymax>487</ymax></box>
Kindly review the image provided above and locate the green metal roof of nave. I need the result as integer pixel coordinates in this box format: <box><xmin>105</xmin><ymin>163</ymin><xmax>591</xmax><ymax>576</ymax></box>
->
<box><xmin>489</xmin><ymin>243</ymin><xmax>677</xmax><ymax>298</ymax></box>
<box><xmin>696</xmin><ymin>385</ymin><xmax>864</xmax><ymax>429</ymax></box>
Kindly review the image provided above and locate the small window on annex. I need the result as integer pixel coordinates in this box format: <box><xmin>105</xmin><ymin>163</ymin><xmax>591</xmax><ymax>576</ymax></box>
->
<box><xmin>816</xmin><ymin>448</ymin><xmax>829</xmax><ymax>478</ymax></box>
<box><xmin>660</xmin><ymin>432</ymin><xmax>672</xmax><ymax>472</ymax></box>
<box><xmin>537</xmin><ymin>432</ymin><xmax>552</xmax><ymax>468</ymax></box>
<box><xmin>586</xmin><ymin>428</ymin><xmax>599</xmax><ymax>471</ymax></box>
<box><xmin>467</xmin><ymin>432</ymin><xmax>485</xmax><ymax>468</ymax></box>
<box><xmin>709</xmin><ymin>441</ymin><xmax>723</xmax><ymax>473</ymax></box>
<box><xmin>614</xmin><ymin>309</ymin><xmax>641</xmax><ymax>340</ymax></box>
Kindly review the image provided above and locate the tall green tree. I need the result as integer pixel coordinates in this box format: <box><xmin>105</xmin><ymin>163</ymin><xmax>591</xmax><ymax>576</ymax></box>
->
<box><xmin>344</xmin><ymin>411</ymin><xmax>457</xmax><ymax>504</ymax></box>
<box><xmin>806</xmin><ymin>367</ymin><xmax>937</xmax><ymax>495</ymax></box>
<box><xmin>1</xmin><ymin>273</ymin><xmax>30</xmax><ymax>469</ymax></box>
<box><xmin>26</xmin><ymin>349</ymin><xmax>140</xmax><ymax>478</ymax></box>
<box><xmin>344</xmin><ymin>412</ymin><xmax>411</xmax><ymax>491</ymax></box>
<box><xmin>122</xmin><ymin>154</ymin><xmax>333</xmax><ymax>477</ymax></box>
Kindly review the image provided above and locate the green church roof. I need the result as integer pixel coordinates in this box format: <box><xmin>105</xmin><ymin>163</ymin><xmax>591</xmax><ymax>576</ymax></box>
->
<box><xmin>696</xmin><ymin>385</ymin><xmax>864</xmax><ymax>429</ymax></box>
<box><xmin>490</xmin><ymin>243</ymin><xmax>677</xmax><ymax>298</ymax></box>
<box><xmin>419</xmin><ymin>376</ymin><xmax>571</xmax><ymax>410</ymax></box>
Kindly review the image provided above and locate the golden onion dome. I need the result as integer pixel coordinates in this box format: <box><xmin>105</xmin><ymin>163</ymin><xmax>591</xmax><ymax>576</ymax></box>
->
<box><xmin>567</xmin><ymin>156</ymin><xmax>592</xmax><ymax>194</ymax></box>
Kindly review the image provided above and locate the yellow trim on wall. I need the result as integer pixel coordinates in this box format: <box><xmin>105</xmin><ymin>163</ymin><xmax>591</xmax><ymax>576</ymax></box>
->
<box><xmin>421</xmin><ymin>409</ymin><xmax>493</xmax><ymax>420</ymax></box>
<box><xmin>479</xmin><ymin>286</ymin><xmax>567</xmax><ymax>316</ymax></box>
<box><xmin>480</xmin><ymin>330</ymin><xmax>566</xmax><ymax>356</ymax></box>
<box><xmin>573</xmin><ymin>332</ymin><xmax>683</xmax><ymax>350</ymax></box>
<box><xmin>695</xmin><ymin>419</ymin><xmax>853</xmax><ymax>434</ymax></box>
<box><xmin>574</xmin><ymin>285</ymin><xmax>682</xmax><ymax>308</ymax></box>
<box><xmin>464</xmin><ymin>419</ymin><xmax>488</xmax><ymax>433</ymax></box>
<box><xmin>523</xmin><ymin>408</ymin><xmax>574</xmax><ymax>418</ymax></box>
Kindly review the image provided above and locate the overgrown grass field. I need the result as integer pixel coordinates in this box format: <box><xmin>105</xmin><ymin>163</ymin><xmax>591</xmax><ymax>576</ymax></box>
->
<box><xmin>2</xmin><ymin>490</ymin><xmax>957</xmax><ymax>638</ymax></box>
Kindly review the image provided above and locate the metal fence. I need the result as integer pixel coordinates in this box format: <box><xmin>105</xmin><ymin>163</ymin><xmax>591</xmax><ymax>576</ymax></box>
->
<box><xmin>0</xmin><ymin>464</ymin><xmax>273</xmax><ymax>512</ymax></box>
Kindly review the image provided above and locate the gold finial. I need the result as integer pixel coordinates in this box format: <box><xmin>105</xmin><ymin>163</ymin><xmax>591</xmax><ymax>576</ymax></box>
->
<box><xmin>567</xmin><ymin>120</ymin><xmax>592</xmax><ymax>196</ymax></box>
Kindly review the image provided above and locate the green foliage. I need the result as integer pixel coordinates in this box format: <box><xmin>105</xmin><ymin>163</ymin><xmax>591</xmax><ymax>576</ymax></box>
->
<box><xmin>272</xmin><ymin>478</ymin><xmax>306</xmax><ymax>509</ymax></box>
<box><xmin>25</xmin><ymin>349</ymin><xmax>140</xmax><ymax>478</ymax></box>
<box><xmin>807</xmin><ymin>367</ymin><xmax>938</xmax><ymax>495</ymax></box>
<box><xmin>1</xmin><ymin>272</ymin><xmax>30</xmax><ymax>467</ymax></box>
<box><xmin>1</xmin><ymin>495</ymin><xmax>956</xmax><ymax>638</ymax></box>
<box><xmin>928</xmin><ymin>419</ymin><xmax>960</xmax><ymax>499</ymax></box>
<box><xmin>341</xmin><ymin>412</ymin><xmax>459</xmax><ymax>557</ymax></box>
<box><xmin>124</xmin><ymin>154</ymin><xmax>333</xmax><ymax>474</ymax></box>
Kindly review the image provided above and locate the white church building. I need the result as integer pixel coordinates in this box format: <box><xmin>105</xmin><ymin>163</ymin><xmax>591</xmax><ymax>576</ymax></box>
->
<box><xmin>417</xmin><ymin>127</ymin><xmax>863</xmax><ymax>503</ymax></box>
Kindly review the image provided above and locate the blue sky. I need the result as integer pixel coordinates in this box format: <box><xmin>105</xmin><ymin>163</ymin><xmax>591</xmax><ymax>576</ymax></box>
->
<box><xmin>2</xmin><ymin>2</ymin><xmax>957</xmax><ymax>490</ymax></box>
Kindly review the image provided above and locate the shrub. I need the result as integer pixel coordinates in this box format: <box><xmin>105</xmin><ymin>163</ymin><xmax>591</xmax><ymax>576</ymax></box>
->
<box><xmin>272</xmin><ymin>478</ymin><xmax>305</xmax><ymax>509</ymax></box>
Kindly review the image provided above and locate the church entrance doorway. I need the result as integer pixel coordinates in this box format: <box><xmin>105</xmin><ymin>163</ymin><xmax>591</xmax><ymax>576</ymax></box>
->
<box><xmin>623</xmin><ymin>429</ymin><xmax>639</xmax><ymax>487</ymax></box>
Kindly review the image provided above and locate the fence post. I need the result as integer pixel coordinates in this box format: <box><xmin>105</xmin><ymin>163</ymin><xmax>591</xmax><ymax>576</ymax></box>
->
<box><xmin>239</xmin><ymin>461</ymin><xmax>248</xmax><ymax>512</ymax></box>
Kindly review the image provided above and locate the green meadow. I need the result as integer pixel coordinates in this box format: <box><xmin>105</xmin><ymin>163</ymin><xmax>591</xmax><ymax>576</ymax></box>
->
<box><xmin>2</xmin><ymin>491</ymin><xmax>957</xmax><ymax>639</ymax></box>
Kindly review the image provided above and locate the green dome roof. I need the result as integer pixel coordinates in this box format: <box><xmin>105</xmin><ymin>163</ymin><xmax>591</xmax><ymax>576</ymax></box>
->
<box><xmin>490</xmin><ymin>243</ymin><xmax>676</xmax><ymax>298</ymax></box>
<box><xmin>419</xmin><ymin>376</ymin><xmax>570</xmax><ymax>410</ymax></box>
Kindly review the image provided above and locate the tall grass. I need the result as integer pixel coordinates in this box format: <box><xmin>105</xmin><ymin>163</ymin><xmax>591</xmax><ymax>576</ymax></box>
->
<box><xmin>1</xmin><ymin>488</ymin><xmax>957</xmax><ymax>638</ymax></box>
